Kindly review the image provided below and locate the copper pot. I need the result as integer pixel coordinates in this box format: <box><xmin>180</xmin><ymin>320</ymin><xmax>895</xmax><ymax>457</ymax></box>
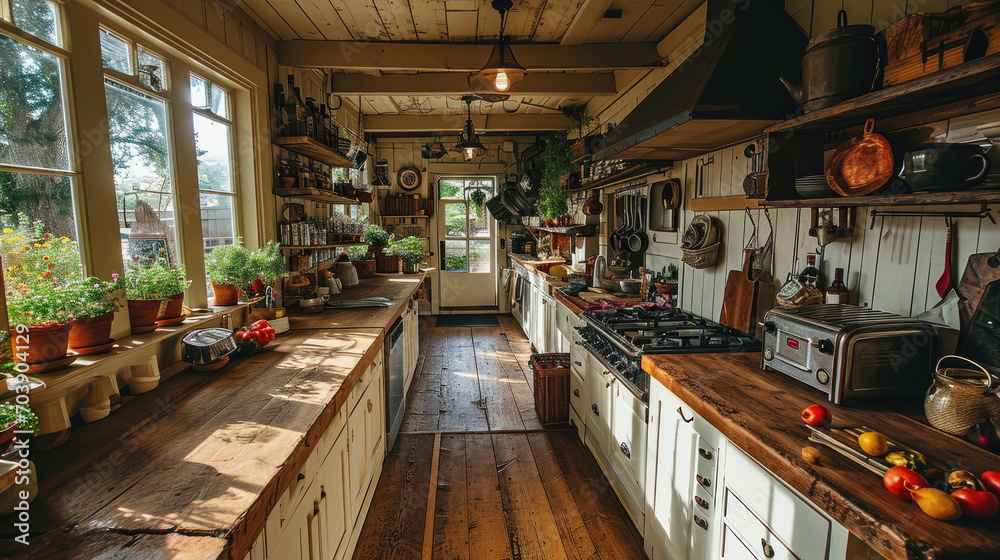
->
<box><xmin>583</xmin><ymin>195</ymin><xmax>603</xmax><ymax>216</ymax></box>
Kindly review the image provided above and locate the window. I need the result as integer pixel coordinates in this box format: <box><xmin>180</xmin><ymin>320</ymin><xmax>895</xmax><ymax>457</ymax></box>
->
<box><xmin>0</xmin><ymin>1</ymin><xmax>81</xmax><ymax>278</ymax></box>
<box><xmin>191</xmin><ymin>73</ymin><xmax>237</xmax><ymax>296</ymax></box>
<box><xmin>439</xmin><ymin>177</ymin><xmax>493</xmax><ymax>273</ymax></box>
<box><xmin>101</xmin><ymin>31</ymin><xmax>178</xmax><ymax>267</ymax></box>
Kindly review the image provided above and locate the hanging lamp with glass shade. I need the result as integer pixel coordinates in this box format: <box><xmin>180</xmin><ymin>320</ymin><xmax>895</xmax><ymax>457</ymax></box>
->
<box><xmin>454</xmin><ymin>96</ymin><xmax>487</xmax><ymax>161</ymax></box>
<box><xmin>470</xmin><ymin>0</ymin><xmax>525</xmax><ymax>93</ymax></box>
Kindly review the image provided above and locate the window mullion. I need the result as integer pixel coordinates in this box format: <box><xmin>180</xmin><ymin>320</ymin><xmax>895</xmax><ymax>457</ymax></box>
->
<box><xmin>0</xmin><ymin>0</ymin><xmax>10</xmax><ymax>22</ymax></box>
<box><xmin>0</xmin><ymin>21</ymin><xmax>68</xmax><ymax>58</ymax></box>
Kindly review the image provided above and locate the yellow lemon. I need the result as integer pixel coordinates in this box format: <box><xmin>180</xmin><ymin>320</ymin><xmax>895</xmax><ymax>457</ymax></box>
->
<box><xmin>858</xmin><ymin>431</ymin><xmax>888</xmax><ymax>456</ymax></box>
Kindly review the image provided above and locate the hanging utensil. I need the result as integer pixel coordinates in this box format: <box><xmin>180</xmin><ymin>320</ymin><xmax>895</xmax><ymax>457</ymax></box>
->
<box><xmin>936</xmin><ymin>218</ymin><xmax>954</xmax><ymax>299</ymax></box>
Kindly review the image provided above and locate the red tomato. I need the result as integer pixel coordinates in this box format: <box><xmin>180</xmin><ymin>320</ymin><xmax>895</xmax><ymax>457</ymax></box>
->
<box><xmin>264</xmin><ymin>327</ymin><xmax>276</xmax><ymax>338</ymax></box>
<box><xmin>951</xmin><ymin>488</ymin><xmax>999</xmax><ymax>518</ymax></box>
<box><xmin>884</xmin><ymin>466</ymin><xmax>929</xmax><ymax>500</ymax></box>
<box><xmin>982</xmin><ymin>471</ymin><xmax>1000</xmax><ymax>498</ymax></box>
<box><xmin>800</xmin><ymin>404</ymin><xmax>832</xmax><ymax>428</ymax></box>
<box><xmin>234</xmin><ymin>330</ymin><xmax>245</xmax><ymax>342</ymax></box>
<box><xmin>251</xmin><ymin>320</ymin><xmax>270</xmax><ymax>331</ymax></box>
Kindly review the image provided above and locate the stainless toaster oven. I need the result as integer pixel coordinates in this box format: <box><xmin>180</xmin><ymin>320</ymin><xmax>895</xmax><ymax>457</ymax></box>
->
<box><xmin>761</xmin><ymin>305</ymin><xmax>938</xmax><ymax>404</ymax></box>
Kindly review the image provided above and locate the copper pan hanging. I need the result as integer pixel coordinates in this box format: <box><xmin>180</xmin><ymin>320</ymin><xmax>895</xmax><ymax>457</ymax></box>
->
<box><xmin>826</xmin><ymin>118</ymin><xmax>894</xmax><ymax>196</ymax></box>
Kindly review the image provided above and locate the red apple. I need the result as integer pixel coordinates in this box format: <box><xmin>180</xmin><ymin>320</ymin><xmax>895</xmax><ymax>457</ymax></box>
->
<box><xmin>982</xmin><ymin>471</ymin><xmax>1000</xmax><ymax>498</ymax></box>
<box><xmin>801</xmin><ymin>404</ymin><xmax>832</xmax><ymax>428</ymax></box>
<box><xmin>884</xmin><ymin>466</ymin><xmax>929</xmax><ymax>500</ymax></box>
<box><xmin>951</xmin><ymin>488</ymin><xmax>999</xmax><ymax>518</ymax></box>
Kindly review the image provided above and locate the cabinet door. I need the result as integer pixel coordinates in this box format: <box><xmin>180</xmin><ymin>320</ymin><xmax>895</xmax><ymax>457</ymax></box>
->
<box><xmin>348</xmin><ymin>397</ymin><xmax>368</xmax><ymax>515</ymax></box>
<box><xmin>365</xmin><ymin>369</ymin><xmax>385</xmax><ymax>468</ymax></box>
<box><xmin>270</xmin><ymin>491</ymin><xmax>312</xmax><ymax>560</ymax></box>
<box><xmin>585</xmin><ymin>360</ymin><xmax>612</xmax><ymax>453</ymax></box>
<box><xmin>647</xmin><ymin>384</ymin><xmax>699</xmax><ymax>560</ymax></box>
<box><xmin>318</xmin><ymin>429</ymin><xmax>350</xmax><ymax>560</ymax></box>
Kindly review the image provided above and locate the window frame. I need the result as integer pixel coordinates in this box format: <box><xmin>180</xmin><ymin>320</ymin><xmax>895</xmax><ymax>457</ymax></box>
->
<box><xmin>191</xmin><ymin>72</ymin><xmax>240</xmax><ymax>259</ymax></box>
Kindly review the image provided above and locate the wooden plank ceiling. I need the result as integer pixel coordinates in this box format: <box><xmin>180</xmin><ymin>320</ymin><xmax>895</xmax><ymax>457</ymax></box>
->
<box><xmin>241</xmin><ymin>0</ymin><xmax>702</xmax><ymax>129</ymax></box>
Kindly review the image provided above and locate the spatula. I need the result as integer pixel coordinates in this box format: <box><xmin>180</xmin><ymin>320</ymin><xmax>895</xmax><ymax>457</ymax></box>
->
<box><xmin>936</xmin><ymin>221</ymin><xmax>953</xmax><ymax>299</ymax></box>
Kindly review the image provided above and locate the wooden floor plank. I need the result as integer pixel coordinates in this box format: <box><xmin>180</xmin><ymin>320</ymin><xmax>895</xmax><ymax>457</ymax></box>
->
<box><xmin>465</xmin><ymin>434</ymin><xmax>515</xmax><ymax>560</ymax></box>
<box><xmin>471</xmin><ymin>328</ymin><xmax>527</xmax><ymax>432</ymax></box>
<box><xmin>491</xmin><ymin>433</ymin><xmax>570</xmax><ymax>560</ymax></box>
<box><xmin>403</xmin><ymin>354</ymin><xmax>443</xmax><ymax>432</ymax></box>
<box><xmin>352</xmin><ymin>433</ymin><xmax>436</xmax><ymax>560</ymax></box>
<box><xmin>439</xmin><ymin>331</ymin><xmax>489</xmax><ymax>432</ymax></box>
<box><xmin>432</xmin><ymin>434</ymin><xmax>471</xmax><ymax>560</ymax></box>
<box><xmin>527</xmin><ymin>433</ymin><xmax>600</xmax><ymax>560</ymax></box>
<box><xmin>423</xmin><ymin>434</ymin><xmax>442</xmax><ymax>560</ymax></box>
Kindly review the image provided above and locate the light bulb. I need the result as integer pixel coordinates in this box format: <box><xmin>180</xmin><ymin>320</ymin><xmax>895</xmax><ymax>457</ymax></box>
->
<box><xmin>494</xmin><ymin>70</ymin><xmax>510</xmax><ymax>92</ymax></box>
<box><xmin>465</xmin><ymin>147</ymin><xmax>477</xmax><ymax>161</ymax></box>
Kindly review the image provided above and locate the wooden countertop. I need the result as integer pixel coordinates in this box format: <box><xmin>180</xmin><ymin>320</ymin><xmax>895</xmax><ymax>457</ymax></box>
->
<box><xmin>553</xmin><ymin>289</ymin><xmax>587</xmax><ymax>314</ymax></box>
<box><xmin>288</xmin><ymin>272</ymin><xmax>424</xmax><ymax>330</ymax></box>
<box><xmin>643</xmin><ymin>353</ymin><xmax>1000</xmax><ymax>560</ymax></box>
<box><xmin>2</xmin><ymin>328</ymin><xmax>387</xmax><ymax>559</ymax></box>
<box><xmin>509</xmin><ymin>253</ymin><xmax>566</xmax><ymax>269</ymax></box>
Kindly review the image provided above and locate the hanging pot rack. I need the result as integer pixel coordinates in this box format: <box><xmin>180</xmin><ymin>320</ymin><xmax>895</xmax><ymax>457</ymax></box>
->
<box><xmin>868</xmin><ymin>203</ymin><xmax>996</xmax><ymax>229</ymax></box>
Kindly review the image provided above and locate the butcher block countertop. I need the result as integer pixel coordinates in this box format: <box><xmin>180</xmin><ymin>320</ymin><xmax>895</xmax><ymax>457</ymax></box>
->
<box><xmin>288</xmin><ymin>272</ymin><xmax>424</xmax><ymax>330</ymax></box>
<box><xmin>643</xmin><ymin>353</ymin><xmax>1000</xmax><ymax>560</ymax></box>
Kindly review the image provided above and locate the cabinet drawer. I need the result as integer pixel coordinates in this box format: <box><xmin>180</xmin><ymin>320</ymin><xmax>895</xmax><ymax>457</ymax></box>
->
<box><xmin>722</xmin><ymin>524</ymin><xmax>761</xmax><ymax>560</ymax></box>
<box><xmin>724</xmin><ymin>490</ymin><xmax>798</xmax><ymax>560</ymax></box>
<box><xmin>347</xmin><ymin>353</ymin><xmax>383</xmax><ymax>415</ymax></box>
<box><xmin>555</xmin><ymin>300</ymin><xmax>581</xmax><ymax>340</ymax></box>
<box><xmin>569</xmin><ymin>368</ymin><xmax>586</xmax><ymax>418</ymax></box>
<box><xmin>569</xmin><ymin>405</ymin><xmax>585</xmax><ymax>444</ymax></box>
<box><xmin>725</xmin><ymin>443</ymin><xmax>831</xmax><ymax>560</ymax></box>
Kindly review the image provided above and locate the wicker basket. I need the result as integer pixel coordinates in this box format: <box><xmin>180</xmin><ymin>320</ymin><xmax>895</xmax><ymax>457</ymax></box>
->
<box><xmin>530</xmin><ymin>353</ymin><xmax>571</xmax><ymax>426</ymax></box>
<box><xmin>682</xmin><ymin>242</ymin><xmax>721</xmax><ymax>269</ymax></box>
<box><xmin>352</xmin><ymin>259</ymin><xmax>376</xmax><ymax>278</ymax></box>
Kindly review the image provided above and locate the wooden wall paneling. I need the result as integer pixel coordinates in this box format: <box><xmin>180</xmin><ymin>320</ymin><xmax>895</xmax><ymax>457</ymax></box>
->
<box><xmin>855</xmin><ymin>208</ymin><xmax>883</xmax><ymax>308</ymax></box>
<box><xmin>871</xmin><ymin>214</ymin><xmax>923</xmax><ymax>314</ymax></box>
<box><xmin>410</xmin><ymin>6</ymin><xmax>448</xmax><ymax>42</ymax></box>
<box><xmin>584</xmin><ymin>3</ymin><xmax>645</xmax><ymax>43</ymax></box>
<box><xmin>295</xmin><ymin>0</ymin><xmax>352</xmax><ymax>40</ymax></box>
<box><xmin>225</xmin><ymin>14</ymin><xmax>243</xmax><ymax>52</ymax></box>
<box><xmin>205</xmin><ymin>1</ymin><xmax>226</xmax><ymax>40</ymax></box>
<box><xmin>241</xmin><ymin>23</ymin><xmax>256</xmax><ymax>63</ymax></box>
<box><xmin>373</xmin><ymin>0</ymin><xmax>419</xmax><ymax>41</ymax></box>
<box><xmin>446</xmin><ymin>8</ymin><xmax>479</xmax><ymax>41</ymax></box>
<box><xmin>909</xmin><ymin>216</ymin><xmax>939</xmax><ymax>315</ymax></box>
<box><xmin>267</xmin><ymin>0</ymin><xmax>323</xmax><ymax>39</ymax></box>
<box><xmin>238</xmin><ymin>0</ymin><xmax>293</xmax><ymax>39</ymax></box>
<box><xmin>181</xmin><ymin>0</ymin><xmax>206</xmax><ymax>27</ymax></box>
<box><xmin>623</xmin><ymin>4</ymin><xmax>673</xmax><ymax>42</ymax></box>
<box><xmin>532</xmin><ymin>0</ymin><xmax>585</xmax><ymax>42</ymax></box>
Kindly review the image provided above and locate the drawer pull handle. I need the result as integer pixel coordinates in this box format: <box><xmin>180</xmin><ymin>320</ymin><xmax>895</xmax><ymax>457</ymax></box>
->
<box><xmin>297</xmin><ymin>473</ymin><xmax>306</xmax><ymax>482</ymax></box>
<box><xmin>678</xmin><ymin>407</ymin><xmax>694</xmax><ymax>424</ymax></box>
<box><xmin>694</xmin><ymin>496</ymin><xmax>709</xmax><ymax>509</ymax></box>
<box><xmin>367</xmin><ymin>399</ymin><xmax>373</xmax><ymax>413</ymax></box>
<box><xmin>694</xmin><ymin>514</ymin><xmax>708</xmax><ymax>530</ymax></box>
<box><xmin>574</xmin><ymin>361</ymin><xmax>583</xmax><ymax>367</ymax></box>
<box><xmin>573</xmin><ymin>389</ymin><xmax>580</xmax><ymax>397</ymax></box>
<box><xmin>699</xmin><ymin>448</ymin><xmax>713</xmax><ymax>461</ymax></box>
<box><xmin>592</xmin><ymin>403</ymin><xmax>599</xmax><ymax>416</ymax></box>
<box><xmin>620</xmin><ymin>442</ymin><xmax>631</xmax><ymax>459</ymax></box>
<box><xmin>761</xmin><ymin>539</ymin><xmax>775</xmax><ymax>558</ymax></box>
<box><xmin>696</xmin><ymin>474</ymin><xmax>711</xmax><ymax>488</ymax></box>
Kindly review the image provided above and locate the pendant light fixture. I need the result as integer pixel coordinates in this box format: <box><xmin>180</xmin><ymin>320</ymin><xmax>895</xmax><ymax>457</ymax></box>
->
<box><xmin>470</xmin><ymin>0</ymin><xmax>525</xmax><ymax>93</ymax></box>
<box><xmin>454</xmin><ymin>96</ymin><xmax>487</xmax><ymax>161</ymax></box>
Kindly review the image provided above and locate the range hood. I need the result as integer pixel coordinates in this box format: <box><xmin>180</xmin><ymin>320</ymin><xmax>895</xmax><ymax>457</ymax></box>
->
<box><xmin>595</xmin><ymin>0</ymin><xmax>808</xmax><ymax>161</ymax></box>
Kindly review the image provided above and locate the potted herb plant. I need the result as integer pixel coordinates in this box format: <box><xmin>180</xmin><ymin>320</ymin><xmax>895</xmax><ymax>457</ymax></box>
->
<box><xmin>0</xmin><ymin>401</ymin><xmax>38</xmax><ymax>454</ymax></box>
<box><xmin>347</xmin><ymin>245</ymin><xmax>376</xmax><ymax>279</ymax></box>
<box><xmin>123</xmin><ymin>258</ymin><xmax>190</xmax><ymax>334</ymax></box>
<box><xmin>362</xmin><ymin>225</ymin><xmax>390</xmax><ymax>253</ymax></box>
<box><xmin>248</xmin><ymin>241</ymin><xmax>287</xmax><ymax>295</ymax></box>
<box><xmin>5</xmin><ymin>281</ymin><xmax>77</xmax><ymax>366</ymax></box>
<box><xmin>206</xmin><ymin>244</ymin><xmax>255</xmax><ymax>306</ymax></box>
<box><xmin>388</xmin><ymin>236</ymin><xmax>425</xmax><ymax>274</ymax></box>
<box><xmin>67</xmin><ymin>274</ymin><xmax>124</xmax><ymax>352</ymax></box>
<box><xmin>539</xmin><ymin>131</ymin><xmax>571</xmax><ymax>222</ymax></box>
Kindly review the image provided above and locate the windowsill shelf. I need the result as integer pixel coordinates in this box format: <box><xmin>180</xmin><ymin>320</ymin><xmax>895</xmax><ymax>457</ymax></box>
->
<box><xmin>280</xmin><ymin>243</ymin><xmax>368</xmax><ymax>250</ymax></box>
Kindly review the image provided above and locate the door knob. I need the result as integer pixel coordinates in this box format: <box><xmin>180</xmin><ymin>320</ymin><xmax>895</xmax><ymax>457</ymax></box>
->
<box><xmin>367</xmin><ymin>399</ymin><xmax>373</xmax><ymax>412</ymax></box>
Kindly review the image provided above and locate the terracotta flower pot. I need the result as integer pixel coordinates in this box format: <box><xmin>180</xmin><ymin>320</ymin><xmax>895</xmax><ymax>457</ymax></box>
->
<box><xmin>127</xmin><ymin>299</ymin><xmax>167</xmax><ymax>334</ymax></box>
<box><xmin>8</xmin><ymin>322</ymin><xmax>70</xmax><ymax>365</ymax></box>
<box><xmin>68</xmin><ymin>312</ymin><xmax>114</xmax><ymax>350</ymax></box>
<box><xmin>369</xmin><ymin>245</ymin><xmax>384</xmax><ymax>253</ymax></box>
<box><xmin>156</xmin><ymin>292</ymin><xmax>185</xmax><ymax>321</ymax></box>
<box><xmin>0</xmin><ymin>423</ymin><xmax>16</xmax><ymax>454</ymax></box>
<box><xmin>212</xmin><ymin>283</ymin><xmax>239</xmax><ymax>306</ymax></box>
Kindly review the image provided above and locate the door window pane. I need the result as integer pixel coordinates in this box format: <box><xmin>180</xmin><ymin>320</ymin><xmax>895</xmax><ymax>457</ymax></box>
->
<box><xmin>105</xmin><ymin>79</ymin><xmax>177</xmax><ymax>265</ymax></box>
<box><xmin>100</xmin><ymin>28</ymin><xmax>131</xmax><ymax>74</ymax></box>
<box><xmin>439</xmin><ymin>179</ymin><xmax>463</xmax><ymax>199</ymax></box>
<box><xmin>11</xmin><ymin>0</ymin><xmax>62</xmax><ymax>47</ymax></box>
<box><xmin>444</xmin><ymin>240</ymin><xmax>467</xmax><ymax>273</ymax></box>
<box><xmin>193</xmin><ymin>114</ymin><xmax>233</xmax><ymax>192</ymax></box>
<box><xmin>469</xmin><ymin>240</ymin><xmax>490</xmax><ymax>273</ymax></box>
<box><xmin>444</xmin><ymin>203</ymin><xmax>467</xmax><ymax>237</ymax></box>
<box><xmin>0</xmin><ymin>35</ymin><xmax>70</xmax><ymax>170</ymax></box>
<box><xmin>470</xmin><ymin>208</ymin><xmax>488</xmax><ymax>237</ymax></box>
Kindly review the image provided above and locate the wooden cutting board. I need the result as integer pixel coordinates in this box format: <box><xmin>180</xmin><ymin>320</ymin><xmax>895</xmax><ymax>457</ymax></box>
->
<box><xmin>957</xmin><ymin>253</ymin><xmax>1000</xmax><ymax>329</ymax></box>
<box><xmin>719</xmin><ymin>250</ymin><xmax>757</xmax><ymax>333</ymax></box>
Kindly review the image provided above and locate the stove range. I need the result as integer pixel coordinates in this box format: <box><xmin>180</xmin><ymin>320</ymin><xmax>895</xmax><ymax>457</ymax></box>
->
<box><xmin>577</xmin><ymin>306</ymin><xmax>761</xmax><ymax>402</ymax></box>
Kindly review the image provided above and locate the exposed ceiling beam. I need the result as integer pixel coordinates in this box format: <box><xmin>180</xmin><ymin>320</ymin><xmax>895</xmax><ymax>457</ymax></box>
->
<box><xmin>364</xmin><ymin>113</ymin><xmax>570</xmax><ymax>133</ymax></box>
<box><xmin>561</xmin><ymin>0</ymin><xmax>616</xmax><ymax>45</ymax></box>
<box><xmin>278</xmin><ymin>41</ymin><xmax>663</xmax><ymax>71</ymax></box>
<box><xmin>331</xmin><ymin>72</ymin><xmax>617</xmax><ymax>96</ymax></box>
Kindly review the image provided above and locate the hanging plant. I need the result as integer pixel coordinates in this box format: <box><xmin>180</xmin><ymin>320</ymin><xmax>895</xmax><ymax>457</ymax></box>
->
<box><xmin>538</xmin><ymin>130</ymin><xmax>571</xmax><ymax>220</ymax></box>
<box><xmin>468</xmin><ymin>188</ymin><xmax>488</xmax><ymax>217</ymax></box>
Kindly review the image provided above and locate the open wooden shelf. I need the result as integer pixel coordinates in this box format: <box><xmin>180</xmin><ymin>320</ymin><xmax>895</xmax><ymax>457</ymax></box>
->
<box><xmin>525</xmin><ymin>224</ymin><xmax>598</xmax><ymax>235</ymax></box>
<box><xmin>273</xmin><ymin>187</ymin><xmax>361</xmax><ymax>205</ymax></box>
<box><xmin>574</xmin><ymin>162</ymin><xmax>672</xmax><ymax>192</ymax></box>
<box><xmin>766</xmin><ymin>53</ymin><xmax>1000</xmax><ymax>133</ymax></box>
<box><xmin>280</xmin><ymin>243</ymin><xmax>368</xmax><ymax>250</ymax></box>
<box><xmin>761</xmin><ymin>189</ymin><xmax>1000</xmax><ymax>208</ymax></box>
<box><xmin>274</xmin><ymin>136</ymin><xmax>357</xmax><ymax>168</ymax></box>
<box><xmin>381</xmin><ymin>215</ymin><xmax>429</xmax><ymax>219</ymax></box>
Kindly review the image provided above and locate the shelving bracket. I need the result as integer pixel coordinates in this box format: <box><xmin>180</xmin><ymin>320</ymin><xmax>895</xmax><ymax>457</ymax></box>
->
<box><xmin>869</xmin><ymin>203</ymin><xmax>996</xmax><ymax>229</ymax></box>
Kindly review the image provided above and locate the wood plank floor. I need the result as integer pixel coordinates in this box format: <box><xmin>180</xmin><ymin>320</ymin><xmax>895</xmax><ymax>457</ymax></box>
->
<box><xmin>352</xmin><ymin>315</ymin><xmax>647</xmax><ymax>560</ymax></box>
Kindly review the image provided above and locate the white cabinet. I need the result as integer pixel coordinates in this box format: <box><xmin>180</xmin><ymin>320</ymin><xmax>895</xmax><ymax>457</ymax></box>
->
<box><xmin>585</xmin><ymin>358</ymin><xmax>612</xmax><ymax>457</ymax></box>
<box><xmin>403</xmin><ymin>298</ymin><xmax>419</xmax><ymax>394</ymax></box>
<box><xmin>349</xmin><ymin>368</ymin><xmax>384</xmax><ymax>517</ymax></box>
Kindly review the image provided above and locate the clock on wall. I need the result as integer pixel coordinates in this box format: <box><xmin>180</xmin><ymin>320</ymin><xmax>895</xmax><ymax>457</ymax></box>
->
<box><xmin>397</xmin><ymin>167</ymin><xmax>421</xmax><ymax>192</ymax></box>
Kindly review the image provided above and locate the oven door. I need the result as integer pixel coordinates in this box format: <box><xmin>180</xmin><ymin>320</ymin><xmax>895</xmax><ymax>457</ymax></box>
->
<box><xmin>609</xmin><ymin>378</ymin><xmax>647</xmax><ymax>525</ymax></box>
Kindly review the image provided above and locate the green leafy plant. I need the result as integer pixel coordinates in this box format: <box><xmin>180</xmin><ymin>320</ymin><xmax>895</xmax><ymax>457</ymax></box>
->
<box><xmin>0</xmin><ymin>402</ymin><xmax>39</xmax><ymax>436</ymax></box>
<box><xmin>249</xmin><ymin>241</ymin><xmax>287</xmax><ymax>285</ymax></box>
<box><xmin>538</xmin><ymin>131</ymin><xmax>571</xmax><ymax>220</ymax></box>
<box><xmin>468</xmin><ymin>189</ymin><xmax>488</xmax><ymax>218</ymax></box>
<box><xmin>346</xmin><ymin>245</ymin><xmax>369</xmax><ymax>261</ymax></box>
<box><xmin>206</xmin><ymin>243</ymin><xmax>256</xmax><ymax>293</ymax></box>
<box><xmin>362</xmin><ymin>225</ymin><xmax>390</xmax><ymax>248</ymax></box>
<box><xmin>124</xmin><ymin>258</ymin><xmax>191</xmax><ymax>300</ymax></box>
<box><xmin>5</xmin><ymin>280</ymin><xmax>78</xmax><ymax>326</ymax></box>
<box><xmin>66</xmin><ymin>275</ymin><xmax>125</xmax><ymax>319</ymax></box>
<box><xmin>388</xmin><ymin>236</ymin><xmax>425</xmax><ymax>265</ymax></box>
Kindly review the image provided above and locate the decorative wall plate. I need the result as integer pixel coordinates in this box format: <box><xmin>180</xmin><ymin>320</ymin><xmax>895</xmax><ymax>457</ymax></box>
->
<box><xmin>397</xmin><ymin>167</ymin><xmax>421</xmax><ymax>191</ymax></box>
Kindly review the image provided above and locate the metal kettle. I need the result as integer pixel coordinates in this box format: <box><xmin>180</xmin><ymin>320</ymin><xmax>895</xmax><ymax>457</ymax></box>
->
<box><xmin>779</xmin><ymin>10</ymin><xmax>878</xmax><ymax>112</ymax></box>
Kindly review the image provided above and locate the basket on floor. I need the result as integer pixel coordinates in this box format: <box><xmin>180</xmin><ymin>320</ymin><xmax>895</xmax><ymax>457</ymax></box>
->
<box><xmin>530</xmin><ymin>353</ymin><xmax>571</xmax><ymax>426</ymax></box>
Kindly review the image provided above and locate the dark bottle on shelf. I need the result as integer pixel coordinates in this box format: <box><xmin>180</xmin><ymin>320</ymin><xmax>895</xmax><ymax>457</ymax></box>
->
<box><xmin>286</xmin><ymin>76</ymin><xmax>306</xmax><ymax>137</ymax></box>
<box><xmin>273</xmin><ymin>83</ymin><xmax>287</xmax><ymax>136</ymax></box>
<box><xmin>319</xmin><ymin>104</ymin><xmax>331</xmax><ymax>146</ymax></box>
<box><xmin>825</xmin><ymin>267</ymin><xmax>849</xmax><ymax>304</ymax></box>
<box><xmin>797</xmin><ymin>253</ymin><xmax>820</xmax><ymax>285</ymax></box>
<box><xmin>304</xmin><ymin>97</ymin><xmax>318</xmax><ymax>141</ymax></box>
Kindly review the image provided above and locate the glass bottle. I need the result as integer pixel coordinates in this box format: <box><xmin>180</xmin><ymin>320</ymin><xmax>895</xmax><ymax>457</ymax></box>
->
<box><xmin>274</xmin><ymin>83</ymin><xmax>287</xmax><ymax>136</ymax></box>
<box><xmin>293</xmin><ymin>86</ymin><xmax>308</xmax><ymax>136</ymax></box>
<box><xmin>798</xmin><ymin>253</ymin><xmax>820</xmax><ymax>285</ymax></box>
<box><xmin>826</xmin><ymin>267</ymin><xmax>849</xmax><ymax>304</ymax></box>
<box><xmin>319</xmin><ymin>104</ymin><xmax>331</xmax><ymax>146</ymax></box>
<box><xmin>304</xmin><ymin>97</ymin><xmax>318</xmax><ymax>140</ymax></box>
<box><xmin>284</xmin><ymin>76</ymin><xmax>300</xmax><ymax>137</ymax></box>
